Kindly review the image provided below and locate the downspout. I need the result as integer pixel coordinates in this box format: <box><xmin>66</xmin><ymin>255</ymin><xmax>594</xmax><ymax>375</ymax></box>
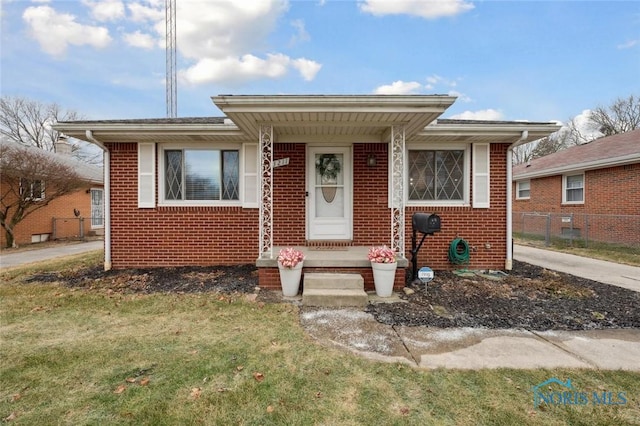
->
<box><xmin>86</xmin><ymin>130</ymin><xmax>112</xmax><ymax>271</ymax></box>
<box><xmin>505</xmin><ymin>130</ymin><xmax>528</xmax><ymax>270</ymax></box>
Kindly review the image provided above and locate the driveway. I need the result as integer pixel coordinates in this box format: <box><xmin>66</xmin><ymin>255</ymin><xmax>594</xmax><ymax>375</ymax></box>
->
<box><xmin>514</xmin><ymin>244</ymin><xmax>640</xmax><ymax>293</ymax></box>
<box><xmin>0</xmin><ymin>240</ymin><xmax>103</xmax><ymax>269</ymax></box>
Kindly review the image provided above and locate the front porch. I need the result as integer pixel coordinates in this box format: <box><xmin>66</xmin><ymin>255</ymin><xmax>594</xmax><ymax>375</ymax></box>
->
<box><xmin>256</xmin><ymin>246</ymin><xmax>409</xmax><ymax>292</ymax></box>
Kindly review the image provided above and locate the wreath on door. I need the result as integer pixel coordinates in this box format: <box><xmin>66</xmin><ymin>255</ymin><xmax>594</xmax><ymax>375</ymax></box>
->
<box><xmin>315</xmin><ymin>154</ymin><xmax>341</xmax><ymax>203</ymax></box>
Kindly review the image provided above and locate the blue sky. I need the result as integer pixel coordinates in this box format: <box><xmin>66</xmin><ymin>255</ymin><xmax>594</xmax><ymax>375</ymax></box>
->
<box><xmin>1</xmin><ymin>0</ymin><xmax>638</xmax><ymax>124</ymax></box>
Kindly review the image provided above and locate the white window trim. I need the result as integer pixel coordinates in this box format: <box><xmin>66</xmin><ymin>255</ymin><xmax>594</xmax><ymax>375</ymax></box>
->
<box><xmin>157</xmin><ymin>143</ymin><xmax>244</xmax><ymax>207</ymax></box>
<box><xmin>516</xmin><ymin>180</ymin><xmax>531</xmax><ymax>200</ymax></box>
<box><xmin>404</xmin><ymin>143</ymin><xmax>471</xmax><ymax>207</ymax></box>
<box><xmin>562</xmin><ymin>173</ymin><xmax>585</xmax><ymax>205</ymax></box>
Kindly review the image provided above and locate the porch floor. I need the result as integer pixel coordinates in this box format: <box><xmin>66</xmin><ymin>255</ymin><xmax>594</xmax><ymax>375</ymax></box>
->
<box><xmin>256</xmin><ymin>246</ymin><xmax>409</xmax><ymax>268</ymax></box>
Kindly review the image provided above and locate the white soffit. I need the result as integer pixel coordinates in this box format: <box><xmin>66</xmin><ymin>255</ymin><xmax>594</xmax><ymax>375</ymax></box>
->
<box><xmin>212</xmin><ymin>95</ymin><xmax>457</xmax><ymax>141</ymax></box>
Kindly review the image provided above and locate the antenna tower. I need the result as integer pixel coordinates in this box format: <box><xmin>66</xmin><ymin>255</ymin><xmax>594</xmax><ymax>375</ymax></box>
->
<box><xmin>165</xmin><ymin>0</ymin><xmax>177</xmax><ymax>118</ymax></box>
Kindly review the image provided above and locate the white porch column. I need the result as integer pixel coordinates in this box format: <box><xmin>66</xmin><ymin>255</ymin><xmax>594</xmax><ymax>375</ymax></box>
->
<box><xmin>259</xmin><ymin>124</ymin><xmax>274</xmax><ymax>259</ymax></box>
<box><xmin>390</xmin><ymin>125</ymin><xmax>405</xmax><ymax>256</ymax></box>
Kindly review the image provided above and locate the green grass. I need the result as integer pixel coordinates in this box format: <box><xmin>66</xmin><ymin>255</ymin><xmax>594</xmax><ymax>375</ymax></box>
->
<box><xmin>515</xmin><ymin>235</ymin><xmax>640</xmax><ymax>267</ymax></box>
<box><xmin>2</xmin><ymin>254</ymin><xmax>640</xmax><ymax>425</ymax></box>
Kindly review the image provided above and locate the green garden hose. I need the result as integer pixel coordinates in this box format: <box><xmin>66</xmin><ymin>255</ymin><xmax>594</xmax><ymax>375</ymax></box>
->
<box><xmin>448</xmin><ymin>238</ymin><xmax>470</xmax><ymax>265</ymax></box>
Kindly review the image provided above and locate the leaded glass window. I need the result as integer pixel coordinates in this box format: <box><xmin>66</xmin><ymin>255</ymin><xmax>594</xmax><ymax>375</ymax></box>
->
<box><xmin>408</xmin><ymin>150</ymin><xmax>464</xmax><ymax>201</ymax></box>
<box><xmin>164</xmin><ymin>149</ymin><xmax>239</xmax><ymax>201</ymax></box>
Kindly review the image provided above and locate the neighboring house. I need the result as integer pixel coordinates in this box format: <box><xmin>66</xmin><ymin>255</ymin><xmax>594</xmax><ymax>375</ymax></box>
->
<box><xmin>0</xmin><ymin>137</ymin><xmax>104</xmax><ymax>247</ymax></box>
<box><xmin>513</xmin><ymin>128</ymin><xmax>640</xmax><ymax>246</ymax></box>
<box><xmin>55</xmin><ymin>94</ymin><xmax>559</xmax><ymax>289</ymax></box>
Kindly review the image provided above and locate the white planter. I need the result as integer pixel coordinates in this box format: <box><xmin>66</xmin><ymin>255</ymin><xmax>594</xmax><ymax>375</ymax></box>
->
<box><xmin>371</xmin><ymin>261</ymin><xmax>397</xmax><ymax>297</ymax></box>
<box><xmin>278</xmin><ymin>261</ymin><xmax>303</xmax><ymax>296</ymax></box>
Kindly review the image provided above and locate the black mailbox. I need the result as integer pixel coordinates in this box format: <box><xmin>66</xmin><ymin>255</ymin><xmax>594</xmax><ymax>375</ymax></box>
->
<box><xmin>412</xmin><ymin>213</ymin><xmax>441</xmax><ymax>235</ymax></box>
<box><xmin>410</xmin><ymin>213</ymin><xmax>441</xmax><ymax>282</ymax></box>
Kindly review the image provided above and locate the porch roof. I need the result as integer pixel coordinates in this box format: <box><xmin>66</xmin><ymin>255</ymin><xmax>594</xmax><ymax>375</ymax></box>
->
<box><xmin>54</xmin><ymin>94</ymin><xmax>560</xmax><ymax>145</ymax></box>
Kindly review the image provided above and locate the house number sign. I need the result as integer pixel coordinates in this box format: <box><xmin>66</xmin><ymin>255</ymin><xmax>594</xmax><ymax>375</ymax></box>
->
<box><xmin>273</xmin><ymin>158</ymin><xmax>289</xmax><ymax>168</ymax></box>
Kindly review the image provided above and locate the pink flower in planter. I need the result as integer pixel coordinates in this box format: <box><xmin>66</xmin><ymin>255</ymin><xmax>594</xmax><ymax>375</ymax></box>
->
<box><xmin>278</xmin><ymin>247</ymin><xmax>305</xmax><ymax>268</ymax></box>
<box><xmin>368</xmin><ymin>245</ymin><xmax>396</xmax><ymax>264</ymax></box>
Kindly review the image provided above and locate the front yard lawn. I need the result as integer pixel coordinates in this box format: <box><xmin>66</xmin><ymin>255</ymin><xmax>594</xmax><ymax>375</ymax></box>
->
<box><xmin>1</xmin><ymin>253</ymin><xmax>639</xmax><ymax>425</ymax></box>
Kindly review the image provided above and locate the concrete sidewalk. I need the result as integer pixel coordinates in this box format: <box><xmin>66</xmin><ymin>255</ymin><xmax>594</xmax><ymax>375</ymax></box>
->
<box><xmin>514</xmin><ymin>244</ymin><xmax>640</xmax><ymax>293</ymax></box>
<box><xmin>301</xmin><ymin>307</ymin><xmax>640</xmax><ymax>370</ymax></box>
<box><xmin>0</xmin><ymin>240</ymin><xmax>103</xmax><ymax>269</ymax></box>
<box><xmin>301</xmin><ymin>246</ymin><xmax>640</xmax><ymax>370</ymax></box>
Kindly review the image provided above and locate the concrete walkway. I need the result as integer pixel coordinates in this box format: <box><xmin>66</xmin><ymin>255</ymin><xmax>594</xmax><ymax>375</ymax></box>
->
<box><xmin>514</xmin><ymin>244</ymin><xmax>640</xmax><ymax>292</ymax></box>
<box><xmin>301</xmin><ymin>246</ymin><xmax>640</xmax><ymax>370</ymax></box>
<box><xmin>301</xmin><ymin>308</ymin><xmax>640</xmax><ymax>370</ymax></box>
<box><xmin>0</xmin><ymin>240</ymin><xmax>103</xmax><ymax>269</ymax></box>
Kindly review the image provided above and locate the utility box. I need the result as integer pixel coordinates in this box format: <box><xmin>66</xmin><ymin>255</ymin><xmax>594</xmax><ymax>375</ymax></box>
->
<box><xmin>412</xmin><ymin>213</ymin><xmax>441</xmax><ymax>235</ymax></box>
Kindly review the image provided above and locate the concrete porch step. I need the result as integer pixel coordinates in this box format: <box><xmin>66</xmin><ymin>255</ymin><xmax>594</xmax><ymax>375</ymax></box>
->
<box><xmin>302</xmin><ymin>288</ymin><xmax>368</xmax><ymax>307</ymax></box>
<box><xmin>303</xmin><ymin>273</ymin><xmax>364</xmax><ymax>290</ymax></box>
<box><xmin>302</xmin><ymin>273</ymin><xmax>367</xmax><ymax>307</ymax></box>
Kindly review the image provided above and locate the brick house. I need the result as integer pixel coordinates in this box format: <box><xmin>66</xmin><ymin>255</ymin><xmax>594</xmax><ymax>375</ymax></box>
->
<box><xmin>55</xmin><ymin>95</ymin><xmax>559</xmax><ymax>289</ymax></box>
<box><xmin>0</xmin><ymin>138</ymin><xmax>104</xmax><ymax>247</ymax></box>
<box><xmin>513</xmin><ymin>128</ymin><xmax>640</xmax><ymax>246</ymax></box>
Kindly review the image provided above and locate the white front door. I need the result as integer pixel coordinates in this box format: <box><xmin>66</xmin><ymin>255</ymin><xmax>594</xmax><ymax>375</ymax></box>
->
<box><xmin>307</xmin><ymin>146</ymin><xmax>352</xmax><ymax>240</ymax></box>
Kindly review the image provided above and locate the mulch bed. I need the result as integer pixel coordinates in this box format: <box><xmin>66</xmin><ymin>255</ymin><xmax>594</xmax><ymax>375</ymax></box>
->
<box><xmin>24</xmin><ymin>260</ymin><xmax>640</xmax><ymax>331</ymax></box>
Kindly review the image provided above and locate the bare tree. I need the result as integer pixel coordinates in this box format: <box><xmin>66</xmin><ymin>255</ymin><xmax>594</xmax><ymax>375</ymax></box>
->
<box><xmin>0</xmin><ymin>141</ymin><xmax>85</xmax><ymax>248</ymax></box>
<box><xmin>512</xmin><ymin>140</ymin><xmax>537</xmax><ymax>165</ymax></box>
<box><xmin>0</xmin><ymin>96</ymin><xmax>84</xmax><ymax>151</ymax></box>
<box><xmin>512</xmin><ymin>134</ymin><xmax>567</xmax><ymax>165</ymax></box>
<box><xmin>591</xmin><ymin>94</ymin><xmax>640</xmax><ymax>136</ymax></box>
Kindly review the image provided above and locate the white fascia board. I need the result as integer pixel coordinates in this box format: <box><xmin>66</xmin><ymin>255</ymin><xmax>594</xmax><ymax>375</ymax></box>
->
<box><xmin>213</xmin><ymin>95</ymin><xmax>458</xmax><ymax>112</ymax></box>
<box><xmin>514</xmin><ymin>153</ymin><xmax>640</xmax><ymax>180</ymax></box>
<box><xmin>417</xmin><ymin>123</ymin><xmax>561</xmax><ymax>139</ymax></box>
<box><xmin>53</xmin><ymin>123</ymin><xmax>245</xmax><ymax>142</ymax></box>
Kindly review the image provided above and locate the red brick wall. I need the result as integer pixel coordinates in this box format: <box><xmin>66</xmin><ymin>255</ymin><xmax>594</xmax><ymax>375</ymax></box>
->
<box><xmin>273</xmin><ymin>143</ymin><xmax>306</xmax><ymax>245</ymax></box>
<box><xmin>514</xmin><ymin>164</ymin><xmax>639</xmax><ymax>215</ymax></box>
<box><xmin>107</xmin><ymin>142</ymin><xmax>512</xmax><ymax>272</ymax></box>
<box><xmin>0</xmin><ymin>175</ymin><xmax>100</xmax><ymax>247</ymax></box>
<box><xmin>107</xmin><ymin>143</ymin><xmax>258</xmax><ymax>268</ymax></box>
<box><xmin>403</xmin><ymin>143</ymin><xmax>509</xmax><ymax>271</ymax></box>
<box><xmin>513</xmin><ymin>163</ymin><xmax>640</xmax><ymax>245</ymax></box>
<box><xmin>353</xmin><ymin>143</ymin><xmax>390</xmax><ymax>245</ymax></box>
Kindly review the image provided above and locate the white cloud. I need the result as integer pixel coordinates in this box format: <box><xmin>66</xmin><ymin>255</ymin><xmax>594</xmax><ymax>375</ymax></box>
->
<box><xmin>82</xmin><ymin>0</ymin><xmax>125</xmax><ymax>22</ymax></box>
<box><xmin>175</xmin><ymin>0</ymin><xmax>322</xmax><ymax>85</ymax></box>
<box><xmin>177</xmin><ymin>0</ymin><xmax>287</xmax><ymax>59</ymax></box>
<box><xmin>558</xmin><ymin>109</ymin><xmax>603</xmax><ymax>142</ymax></box>
<box><xmin>123</xmin><ymin>30</ymin><xmax>156</xmax><ymax>49</ymax></box>
<box><xmin>448</xmin><ymin>90</ymin><xmax>471</xmax><ymax>102</ymax></box>
<box><xmin>22</xmin><ymin>5</ymin><xmax>112</xmax><ymax>57</ymax></box>
<box><xmin>450</xmin><ymin>109</ymin><xmax>504</xmax><ymax>121</ymax></box>
<box><xmin>289</xmin><ymin>19</ymin><xmax>310</xmax><ymax>46</ymax></box>
<box><xmin>617</xmin><ymin>39</ymin><xmax>638</xmax><ymax>50</ymax></box>
<box><xmin>359</xmin><ymin>0</ymin><xmax>474</xmax><ymax>19</ymax></box>
<box><xmin>180</xmin><ymin>53</ymin><xmax>320</xmax><ymax>85</ymax></box>
<box><xmin>374</xmin><ymin>80</ymin><xmax>423</xmax><ymax>94</ymax></box>
<box><xmin>292</xmin><ymin>58</ymin><xmax>322</xmax><ymax>81</ymax></box>
<box><xmin>127</xmin><ymin>1</ymin><xmax>164</xmax><ymax>22</ymax></box>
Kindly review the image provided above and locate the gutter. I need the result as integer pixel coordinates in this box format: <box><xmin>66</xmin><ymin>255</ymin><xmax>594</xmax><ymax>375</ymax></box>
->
<box><xmin>505</xmin><ymin>130</ymin><xmax>529</xmax><ymax>270</ymax></box>
<box><xmin>85</xmin><ymin>130</ymin><xmax>112</xmax><ymax>271</ymax></box>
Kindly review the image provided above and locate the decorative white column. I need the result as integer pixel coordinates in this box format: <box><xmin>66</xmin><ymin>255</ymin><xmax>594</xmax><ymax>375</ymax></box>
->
<box><xmin>390</xmin><ymin>125</ymin><xmax>405</xmax><ymax>256</ymax></box>
<box><xmin>259</xmin><ymin>124</ymin><xmax>273</xmax><ymax>259</ymax></box>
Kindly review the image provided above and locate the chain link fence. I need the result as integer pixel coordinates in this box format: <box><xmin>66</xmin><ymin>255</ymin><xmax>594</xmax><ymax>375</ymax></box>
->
<box><xmin>512</xmin><ymin>212</ymin><xmax>640</xmax><ymax>249</ymax></box>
